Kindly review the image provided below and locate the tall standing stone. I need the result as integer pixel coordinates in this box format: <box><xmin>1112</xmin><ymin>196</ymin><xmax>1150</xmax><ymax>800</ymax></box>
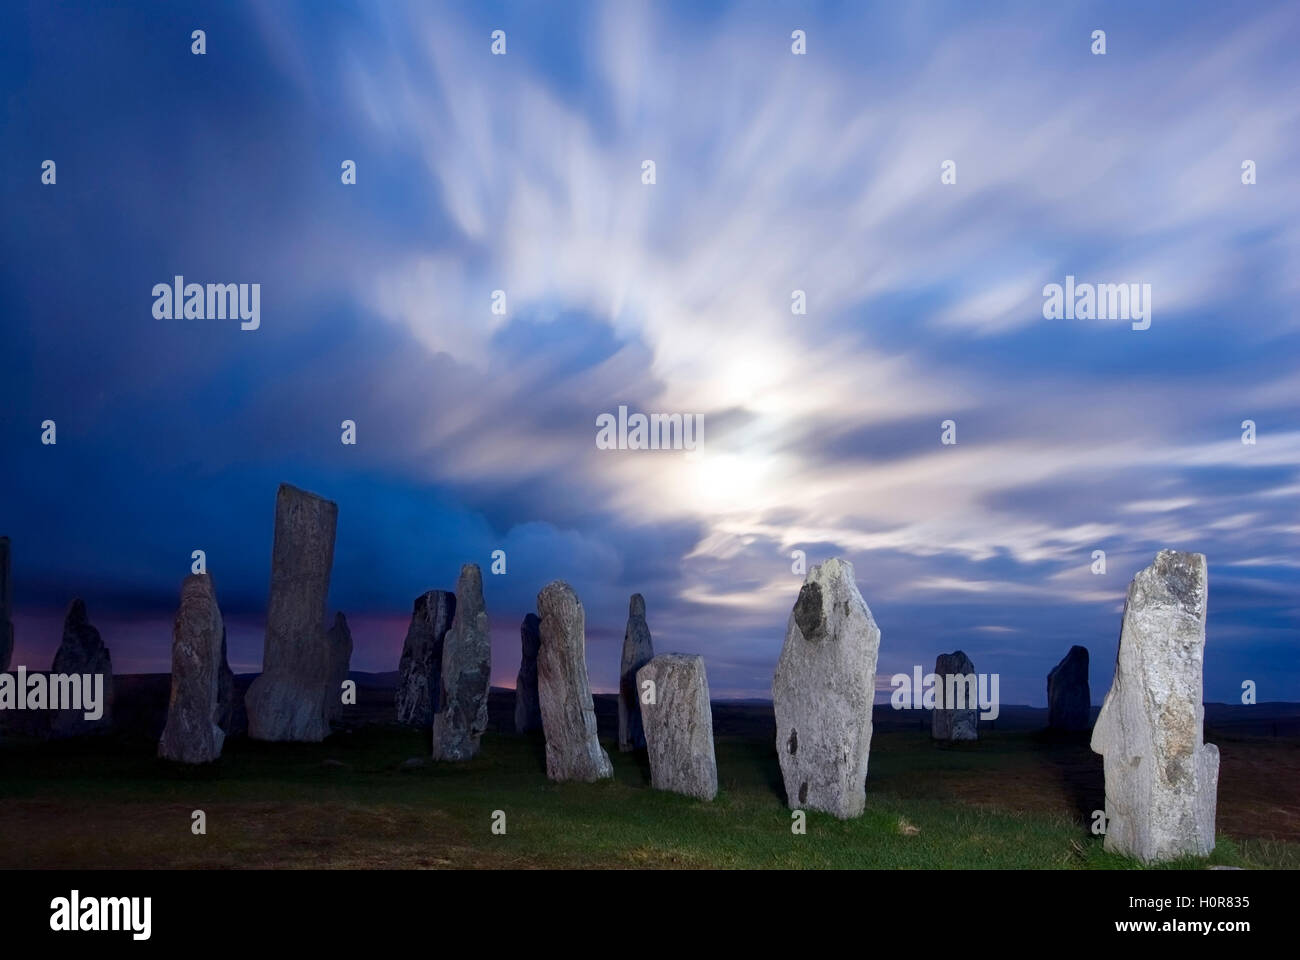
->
<box><xmin>217</xmin><ymin>626</ymin><xmax>237</xmax><ymax>734</ymax></box>
<box><xmin>396</xmin><ymin>590</ymin><xmax>456</xmax><ymax>726</ymax></box>
<box><xmin>618</xmin><ymin>593</ymin><xmax>654</xmax><ymax>751</ymax></box>
<box><xmin>325</xmin><ymin>611</ymin><xmax>352</xmax><ymax>724</ymax></box>
<box><xmin>637</xmin><ymin>654</ymin><xmax>717</xmax><ymax>800</ymax></box>
<box><xmin>159</xmin><ymin>574</ymin><xmax>226</xmax><ymax>763</ymax></box>
<box><xmin>1091</xmin><ymin>550</ymin><xmax>1219</xmax><ymax>863</ymax></box>
<box><xmin>772</xmin><ymin>558</ymin><xmax>880</xmax><ymax>819</ymax></box>
<box><xmin>536</xmin><ymin>581</ymin><xmax>612</xmax><ymax>782</ymax></box>
<box><xmin>514</xmin><ymin>613</ymin><xmax>543</xmax><ymax>733</ymax></box>
<box><xmin>245</xmin><ymin>483</ymin><xmax>338</xmax><ymax>742</ymax></box>
<box><xmin>49</xmin><ymin>599</ymin><xmax>113</xmax><ymax>737</ymax></box>
<box><xmin>1048</xmin><ymin>645</ymin><xmax>1091</xmax><ymax>732</ymax></box>
<box><xmin>0</xmin><ymin>536</ymin><xmax>13</xmax><ymax>672</ymax></box>
<box><xmin>931</xmin><ymin>650</ymin><xmax>979</xmax><ymax>741</ymax></box>
<box><xmin>431</xmin><ymin>564</ymin><xmax>491</xmax><ymax>761</ymax></box>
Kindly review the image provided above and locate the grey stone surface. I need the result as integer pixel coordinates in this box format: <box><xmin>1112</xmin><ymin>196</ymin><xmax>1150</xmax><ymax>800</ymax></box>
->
<box><xmin>1048</xmin><ymin>644</ymin><xmax>1091</xmax><ymax>732</ymax></box>
<box><xmin>431</xmin><ymin>564</ymin><xmax>491</xmax><ymax>761</ymax></box>
<box><xmin>0</xmin><ymin>536</ymin><xmax>12</xmax><ymax>672</ymax></box>
<box><xmin>618</xmin><ymin>593</ymin><xmax>654</xmax><ymax>751</ymax></box>
<box><xmin>49</xmin><ymin>598</ymin><xmax>113</xmax><ymax>737</ymax></box>
<box><xmin>514</xmin><ymin>613</ymin><xmax>543</xmax><ymax>733</ymax></box>
<box><xmin>637</xmin><ymin>653</ymin><xmax>717</xmax><ymax>800</ymax></box>
<box><xmin>326</xmin><ymin>611</ymin><xmax>352</xmax><ymax>724</ymax></box>
<box><xmin>536</xmin><ymin>580</ymin><xmax>613</xmax><ymax>782</ymax></box>
<box><xmin>396</xmin><ymin>590</ymin><xmax>455</xmax><ymax>727</ymax></box>
<box><xmin>772</xmin><ymin>558</ymin><xmax>880</xmax><ymax>819</ymax></box>
<box><xmin>245</xmin><ymin>483</ymin><xmax>338</xmax><ymax>742</ymax></box>
<box><xmin>1092</xmin><ymin>550</ymin><xmax>1219</xmax><ymax>863</ymax></box>
<box><xmin>159</xmin><ymin>574</ymin><xmax>226</xmax><ymax>763</ymax></box>
<box><xmin>931</xmin><ymin>650</ymin><xmax>979</xmax><ymax>741</ymax></box>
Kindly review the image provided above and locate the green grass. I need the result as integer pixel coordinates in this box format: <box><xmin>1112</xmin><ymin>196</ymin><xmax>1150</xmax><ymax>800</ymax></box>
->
<box><xmin>0</xmin><ymin>726</ymin><xmax>1293</xmax><ymax>869</ymax></box>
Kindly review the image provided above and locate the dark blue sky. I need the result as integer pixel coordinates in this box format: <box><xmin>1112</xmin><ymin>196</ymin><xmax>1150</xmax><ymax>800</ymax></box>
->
<box><xmin>2</xmin><ymin>0</ymin><xmax>1297</xmax><ymax>702</ymax></box>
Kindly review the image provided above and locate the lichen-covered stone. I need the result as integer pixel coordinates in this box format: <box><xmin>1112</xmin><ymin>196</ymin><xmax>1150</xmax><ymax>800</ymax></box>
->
<box><xmin>637</xmin><ymin>654</ymin><xmax>717</xmax><ymax>800</ymax></box>
<box><xmin>536</xmin><ymin>580</ymin><xmax>612</xmax><ymax>782</ymax></box>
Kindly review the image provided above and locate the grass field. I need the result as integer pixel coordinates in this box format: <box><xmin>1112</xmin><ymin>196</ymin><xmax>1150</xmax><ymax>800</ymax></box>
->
<box><xmin>2</xmin><ymin>693</ymin><xmax>1296</xmax><ymax>869</ymax></box>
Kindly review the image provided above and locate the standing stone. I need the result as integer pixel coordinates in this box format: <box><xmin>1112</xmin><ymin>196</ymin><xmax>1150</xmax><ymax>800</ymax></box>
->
<box><xmin>1048</xmin><ymin>645</ymin><xmax>1091</xmax><ymax>732</ymax></box>
<box><xmin>431</xmin><ymin>564</ymin><xmax>491</xmax><ymax>761</ymax></box>
<box><xmin>1091</xmin><ymin>550</ymin><xmax>1219</xmax><ymax>863</ymax></box>
<box><xmin>49</xmin><ymin>598</ymin><xmax>113</xmax><ymax>737</ymax></box>
<box><xmin>514</xmin><ymin>613</ymin><xmax>543</xmax><ymax>733</ymax></box>
<box><xmin>536</xmin><ymin>581</ymin><xmax>612</xmax><ymax>782</ymax></box>
<box><xmin>637</xmin><ymin>654</ymin><xmax>717</xmax><ymax>800</ymax></box>
<box><xmin>245</xmin><ymin>483</ymin><xmax>338</xmax><ymax>742</ymax></box>
<box><xmin>159</xmin><ymin>574</ymin><xmax>226</xmax><ymax>763</ymax></box>
<box><xmin>772</xmin><ymin>558</ymin><xmax>880</xmax><ymax>819</ymax></box>
<box><xmin>325</xmin><ymin>612</ymin><xmax>352</xmax><ymax>724</ymax></box>
<box><xmin>216</xmin><ymin>626</ymin><xmax>237</xmax><ymax>734</ymax></box>
<box><xmin>396</xmin><ymin>590</ymin><xmax>456</xmax><ymax>726</ymax></box>
<box><xmin>932</xmin><ymin>650</ymin><xmax>979</xmax><ymax>741</ymax></box>
<box><xmin>618</xmin><ymin>593</ymin><xmax>654</xmax><ymax>751</ymax></box>
<box><xmin>0</xmin><ymin>536</ymin><xmax>13</xmax><ymax>672</ymax></box>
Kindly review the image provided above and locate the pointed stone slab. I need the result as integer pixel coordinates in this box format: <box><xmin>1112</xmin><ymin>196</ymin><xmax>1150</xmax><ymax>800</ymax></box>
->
<box><xmin>772</xmin><ymin>558</ymin><xmax>880</xmax><ymax>819</ymax></box>
<box><xmin>431</xmin><ymin>564</ymin><xmax>491</xmax><ymax>761</ymax></box>
<box><xmin>637</xmin><ymin>654</ymin><xmax>717</xmax><ymax>800</ymax></box>
<box><xmin>49</xmin><ymin>598</ymin><xmax>113</xmax><ymax>738</ymax></box>
<box><xmin>618</xmin><ymin>593</ymin><xmax>654</xmax><ymax>751</ymax></box>
<box><xmin>514</xmin><ymin>613</ymin><xmax>543</xmax><ymax>733</ymax></box>
<box><xmin>159</xmin><ymin>574</ymin><xmax>227</xmax><ymax>763</ymax></box>
<box><xmin>246</xmin><ymin>483</ymin><xmax>338</xmax><ymax>742</ymax></box>
<box><xmin>536</xmin><ymin>580</ymin><xmax>612</xmax><ymax>782</ymax></box>
<box><xmin>931</xmin><ymin>649</ymin><xmax>979</xmax><ymax>741</ymax></box>
<box><xmin>1091</xmin><ymin>550</ymin><xmax>1219</xmax><ymax>863</ymax></box>
<box><xmin>396</xmin><ymin>590</ymin><xmax>456</xmax><ymax>726</ymax></box>
<box><xmin>326</xmin><ymin>611</ymin><xmax>352</xmax><ymax>724</ymax></box>
<box><xmin>1048</xmin><ymin>644</ymin><xmax>1091</xmax><ymax>732</ymax></box>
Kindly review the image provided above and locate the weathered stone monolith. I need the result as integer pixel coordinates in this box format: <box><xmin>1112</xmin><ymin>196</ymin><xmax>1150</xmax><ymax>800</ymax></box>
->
<box><xmin>637</xmin><ymin>653</ymin><xmax>717</xmax><ymax>800</ymax></box>
<box><xmin>325</xmin><ymin>611</ymin><xmax>352</xmax><ymax>724</ymax></box>
<box><xmin>245</xmin><ymin>483</ymin><xmax>338</xmax><ymax>742</ymax></box>
<box><xmin>1048</xmin><ymin>645</ymin><xmax>1091</xmax><ymax>732</ymax></box>
<box><xmin>396</xmin><ymin>590</ymin><xmax>456</xmax><ymax>726</ymax></box>
<box><xmin>217</xmin><ymin>627</ymin><xmax>237</xmax><ymax>734</ymax></box>
<box><xmin>536</xmin><ymin>580</ymin><xmax>612</xmax><ymax>782</ymax></box>
<box><xmin>431</xmin><ymin>564</ymin><xmax>491</xmax><ymax>761</ymax></box>
<box><xmin>772</xmin><ymin>558</ymin><xmax>879</xmax><ymax>819</ymax></box>
<box><xmin>618</xmin><ymin>593</ymin><xmax>654</xmax><ymax>751</ymax></box>
<box><xmin>159</xmin><ymin>574</ymin><xmax>226</xmax><ymax>763</ymax></box>
<box><xmin>932</xmin><ymin>650</ymin><xmax>979</xmax><ymax>741</ymax></box>
<box><xmin>48</xmin><ymin>598</ymin><xmax>113</xmax><ymax>737</ymax></box>
<box><xmin>514</xmin><ymin>613</ymin><xmax>543</xmax><ymax>733</ymax></box>
<box><xmin>1091</xmin><ymin>550</ymin><xmax>1219</xmax><ymax>863</ymax></box>
<box><xmin>0</xmin><ymin>536</ymin><xmax>12</xmax><ymax>672</ymax></box>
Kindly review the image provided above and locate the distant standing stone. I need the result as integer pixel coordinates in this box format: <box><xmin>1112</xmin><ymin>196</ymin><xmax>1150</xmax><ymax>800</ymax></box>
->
<box><xmin>932</xmin><ymin>650</ymin><xmax>979</xmax><ymax>741</ymax></box>
<box><xmin>396</xmin><ymin>590</ymin><xmax>456</xmax><ymax>726</ymax></box>
<box><xmin>49</xmin><ymin>598</ymin><xmax>113</xmax><ymax>737</ymax></box>
<box><xmin>772</xmin><ymin>558</ymin><xmax>880</xmax><ymax>819</ymax></box>
<box><xmin>0</xmin><ymin>536</ymin><xmax>12</xmax><ymax>672</ymax></box>
<box><xmin>217</xmin><ymin>626</ymin><xmax>237</xmax><ymax>734</ymax></box>
<box><xmin>618</xmin><ymin>593</ymin><xmax>654</xmax><ymax>751</ymax></box>
<box><xmin>245</xmin><ymin>483</ymin><xmax>338</xmax><ymax>742</ymax></box>
<box><xmin>514</xmin><ymin>613</ymin><xmax>543</xmax><ymax>733</ymax></box>
<box><xmin>1091</xmin><ymin>550</ymin><xmax>1219</xmax><ymax>863</ymax></box>
<box><xmin>431</xmin><ymin>564</ymin><xmax>491</xmax><ymax>761</ymax></box>
<box><xmin>159</xmin><ymin>574</ymin><xmax>226</xmax><ymax>763</ymax></box>
<box><xmin>536</xmin><ymin>581</ymin><xmax>613</xmax><ymax>782</ymax></box>
<box><xmin>1047</xmin><ymin>645</ymin><xmax>1091</xmax><ymax>732</ymax></box>
<box><xmin>637</xmin><ymin>654</ymin><xmax>717</xmax><ymax>800</ymax></box>
<box><xmin>326</xmin><ymin>611</ymin><xmax>353</xmax><ymax>724</ymax></box>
